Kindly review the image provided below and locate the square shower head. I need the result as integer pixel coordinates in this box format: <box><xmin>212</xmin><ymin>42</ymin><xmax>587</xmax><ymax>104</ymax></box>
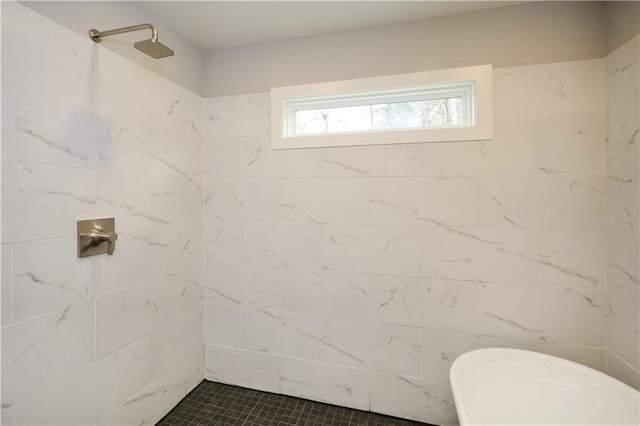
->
<box><xmin>134</xmin><ymin>39</ymin><xmax>175</xmax><ymax>59</ymax></box>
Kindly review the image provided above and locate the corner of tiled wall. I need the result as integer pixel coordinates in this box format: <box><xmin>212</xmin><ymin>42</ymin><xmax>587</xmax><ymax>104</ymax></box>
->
<box><xmin>1</xmin><ymin>2</ymin><xmax>205</xmax><ymax>424</ymax></box>
<box><xmin>605</xmin><ymin>34</ymin><xmax>640</xmax><ymax>390</ymax></box>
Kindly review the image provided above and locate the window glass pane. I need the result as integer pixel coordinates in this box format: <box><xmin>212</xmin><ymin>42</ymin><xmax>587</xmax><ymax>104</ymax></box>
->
<box><xmin>372</xmin><ymin>98</ymin><xmax>462</xmax><ymax>130</ymax></box>
<box><xmin>272</xmin><ymin>64</ymin><xmax>492</xmax><ymax>149</ymax></box>
<box><xmin>294</xmin><ymin>97</ymin><xmax>462</xmax><ymax>135</ymax></box>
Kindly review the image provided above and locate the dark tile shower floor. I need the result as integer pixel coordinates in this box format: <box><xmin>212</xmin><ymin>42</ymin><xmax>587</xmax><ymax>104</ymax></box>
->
<box><xmin>157</xmin><ymin>380</ymin><xmax>433</xmax><ymax>426</ymax></box>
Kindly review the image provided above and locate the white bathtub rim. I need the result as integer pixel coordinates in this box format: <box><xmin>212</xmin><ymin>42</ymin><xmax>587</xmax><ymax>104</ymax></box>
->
<box><xmin>449</xmin><ymin>347</ymin><xmax>640</xmax><ymax>426</ymax></box>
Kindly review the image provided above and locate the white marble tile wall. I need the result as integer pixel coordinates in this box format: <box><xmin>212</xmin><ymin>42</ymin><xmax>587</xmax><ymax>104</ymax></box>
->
<box><xmin>605</xmin><ymin>35</ymin><xmax>640</xmax><ymax>389</ymax></box>
<box><xmin>4</xmin><ymin>3</ymin><xmax>634</xmax><ymax>425</ymax></box>
<box><xmin>203</xmin><ymin>58</ymin><xmax>608</xmax><ymax>424</ymax></box>
<box><xmin>1</xmin><ymin>3</ymin><xmax>204</xmax><ymax>424</ymax></box>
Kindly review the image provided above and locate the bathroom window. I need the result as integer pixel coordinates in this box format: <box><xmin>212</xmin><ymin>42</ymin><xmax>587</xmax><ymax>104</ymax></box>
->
<box><xmin>271</xmin><ymin>64</ymin><xmax>492</xmax><ymax>149</ymax></box>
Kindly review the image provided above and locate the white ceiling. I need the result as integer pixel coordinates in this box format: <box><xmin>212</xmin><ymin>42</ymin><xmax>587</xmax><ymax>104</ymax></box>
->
<box><xmin>140</xmin><ymin>1</ymin><xmax>522</xmax><ymax>51</ymax></box>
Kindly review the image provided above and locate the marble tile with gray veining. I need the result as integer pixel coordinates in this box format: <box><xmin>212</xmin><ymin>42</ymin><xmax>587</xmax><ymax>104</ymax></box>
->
<box><xmin>254</xmin><ymin>146</ymin><xmax>328</xmax><ymax>178</ymax></box>
<box><xmin>241</xmin><ymin>308</ymin><xmax>324</xmax><ymax>360</ymax></box>
<box><xmin>280</xmin><ymin>268</ymin><xmax>369</xmax><ymax>320</ymax></box>
<box><xmin>280</xmin><ymin>357</ymin><xmax>371</xmax><ymax>411</ymax></box>
<box><xmin>605</xmin><ymin>115</ymin><xmax>639</xmax><ymax>174</ymax></box>
<box><xmin>536</xmin><ymin>342</ymin><xmax>605</xmax><ymax>373</ymax></box>
<box><xmin>368</xmin><ymin>176</ymin><xmax>477</xmax><ymax>228</ymax></box>
<box><xmin>477</xmin><ymin>175</ymin><xmax>605</xmax><ymax>231</ymax></box>
<box><xmin>154</xmin><ymin>90</ymin><xmax>204</xmax><ymax>140</ymax></box>
<box><xmin>606</xmin><ymin>35</ymin><xmax>639</xmax><ymax>114</ymax></box>
<box><xmin>149</xmin><ymin>306</ymin><xmax>203</xmax><ymax>382</ymax></box>
<box><xmin>371</xmin><ymin>324</ymin><xmax>421</xmax><ymax>376</ymax></box>
<box><xmin>240</xmin><ymin>308</ymin><xmax>282</xmax><ymax>354</ymax></box>
<box><xmin>96</xmin><ymin>273</ymin><xmax>190</xmax><ymax>358</ymax></box>
<box><xmin>478</xmin><ymin>282</ymin><xmax>605</xmax><ymax>346</ymax></box>
<box><xmin>12</xmin><ymin>237</ymin><xmax>99</xmax><ymax>322</ymax></box>
<box><xmin>315</xmin><ymin>134</ymin><xmax>535</xmax><ymax>178</ymax></box>
<box><xmin>370</xmin><ymin>373</ymin><xmax>457</xmax><ymax>426</ymax></box>
<box><xmin>11</xmin><ymin>337</ymin><xmax>147</xmax><ymax>426</ymax></box>
<box><xmin>242</xmin><ymin>222</ymin><xmax>322</xmax><ymax>269</ymax></box>
<box><xmin>2</xmin><ymin>2</ymin><xmax>95</xmax><ymax>103</ymax></box>
<box><xmin>204</xmin><ymin>345</ymin><xmax>280</xmax><ymax>394</ymax></box>
<box><xmin>260</xmin><ymin>178</ymin><xmax>371</xmax><ymax>225</ymax></box>
<box><xmin>238</xmin><ymin>135</ymin><xmax>272</xmax><ymax>178</ymax></box>
<box><xmin>97</xmin><ymin>231</ymin><xmax>152</xmax><ymax>296</ymax></box>
<box><xmin>3</xmin><ymin>4</ymin><xmax>206</xmax><ymax>425</ymax></box>
<box><xmin>420</xmin><ymin>330</ymin><xmax>537</xmax><ymax>383</ymax></box>
<box><xmin>205</xmin><ymin>220</ymin><xmax>243</xmax><ymax>265</ymax></box>
<box><xmin>607</xmin><ymin>293</ymin><xmax>640</xmax><ymax>371</ymax></box>
<box><xmin>2</xmin><ymin>300</ymin><xmax>95</xmax><ymax>407</ymax></box>
<box><xmin>97</xmin><ymin>115</ymin><xmax>150</xmax><ymax>172</ymax></box>
<box><xmin>141</xmin><ymin>222</ymin><xmax>203</xmax><ymax>275</ymax></box>
<box><xmin>323</xmin><ymin>225</ymin><xmax>421</xmax><ymax>276</ymax></box>
<box><xmin>205</xmin><ymin>138</ymin><xmax>243</xmax><ymax>179</ymax></box>
<box><xmin>606</xmin><ymin>171</ymin><xmax>638</xmax><ymax>236</ymax></box>
<box><xmin>2</xmin><ymin>162</ymin><xmax>96</xmax><ymax>243</ymax></box>
<box><xmin>476</xmin><ymin>175</ymin><xmax>531</xmax><ymax>229</ymax></box>
<box><xmin>177</xmin><ymin>266</ymin><xmax>204</xmax><ymax>312</ymax></box>
<box><xmin>205</xmin><ymin>179</ymin><xmax>273</xmax><ymax>223</ymax></box>
<box><xmin>278</xmin><ymin>311</ymin><xmax>325</xmax><ymax>360</ymax></box>
<box><xmin>147</xmin><ymin>140</ymin><xmax>203</xmax><ymax>192</ymax></box>
<box><xmin>275</xmin><ymin>141</ymin><xmax>477</xmax><ymax>179</ymax></box>
<box><xmin>370</xmin><ymin>275</ymin><xmax>477</xmax><ymax>333</ymax></box>
<box><xmin>419</xmin><ymin>329</ymin><xmax>605</xmax><ymax>384</ymax></box>
<box><xmin>96</xmin><ymin>172</ymin><xmax>183</xmax><ymax>232</ymax></box>
<box><xmin>604</xmin><ymin>34</ymin><xmax>639</xmax><ymax>387</ymax></box>
<box><xmin>322</xmin><ymin>318</ymin><xmax>371</xmax><ymax>369</ymax></box>
<box><xmin>317</xmin><ymin>146</ymin><xmax>382</xmax><ymax>177</ymax></box>
<box><xmin>475</xmin><ymin>119</ymin><xmax>540</xmax><ymax>176</ymax></box>
<box><xmin>421</xmin><ymin>227</ymin><xmax>539</xmax><ymax>285</ymax></box>
<box><xmin>99</xmin><ymin>360</ymin><xmax>187</xmax><ymax>426</ymax></box>
<box><xmin>205</xmin><ymin>263</ymin><xmax>280</xmax><ymax>309</ymax></box>
<box><xmin>537</xmin><ymin>231</ymin><xmax>605</xmax><ymax>289</ymax></box>
<box><xmin>546</xmin><ymin>175</ymin><xmax>607</xmax><ymax>229</ymax></box>
<box><xmin>493</xmin><ymin>59</ymin><xmax>604</xmax><ymax>121</ymax></box>
<box><xmin>539</xmin><ymin>115</ymin><xmax>605</xmax><ymax>175</ymax></box>
<box><xmin>14</xmin><ymin>84</ymin><xmax>105</xmax><ymax>168</ymax></box>
<box><xmin>607</xmin><ymin>233</ymin><xmax>639</xmax><ymax>304</ymax></box>
<box><xmin>205</xmin><ymin>94</ymin><xmax>271</xmax><ymax>138</ymax></box>
<box><xmin>95</xmin><ymin>48</ymin><xmax>191</xmax><ymax>121</ymax></box>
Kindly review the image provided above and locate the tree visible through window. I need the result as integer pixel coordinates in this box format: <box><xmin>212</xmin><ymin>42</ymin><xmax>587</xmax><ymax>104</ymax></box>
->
<box><xmin>271</xmin><ymin>65</ymin><xmax>492</xmax><ymax>149</ymax></box>
<box><xmin>295</xmin><ymin>97</ymin><xmax>462</xmax><ymax>135</ymax></box>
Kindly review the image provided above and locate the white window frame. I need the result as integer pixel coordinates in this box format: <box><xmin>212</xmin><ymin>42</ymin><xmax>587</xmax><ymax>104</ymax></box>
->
<box><xmin>271</xmin><ymin>64</ymin><xmax>492</xmax><ymax>150</ymax></box>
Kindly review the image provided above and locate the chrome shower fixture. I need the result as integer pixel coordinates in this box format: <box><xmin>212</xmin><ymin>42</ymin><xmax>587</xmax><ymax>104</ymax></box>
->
<box><xmin>89</xmin><ymin>23</ymin><xmax>175</xmax><ymax>59</ymax></box>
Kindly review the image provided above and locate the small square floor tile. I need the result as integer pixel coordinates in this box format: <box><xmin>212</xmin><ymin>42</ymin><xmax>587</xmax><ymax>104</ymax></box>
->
<box><xmin>157</xmin><ymin>380</ymin><xmax>432</xmax><ymax>426</ymax></box>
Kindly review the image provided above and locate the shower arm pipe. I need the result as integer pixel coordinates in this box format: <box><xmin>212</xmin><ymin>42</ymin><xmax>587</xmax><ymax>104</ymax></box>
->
<box><xmin>89</xmin><ymin>24</ymin><xmax>158</xmax><ymax>43</ymax></box>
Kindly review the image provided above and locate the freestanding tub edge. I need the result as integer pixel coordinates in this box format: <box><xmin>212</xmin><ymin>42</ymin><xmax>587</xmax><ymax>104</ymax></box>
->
<box><xmin>450</xmin><ymin>348</ymin><xmax>640</xmax><ymax>425</ymax></box>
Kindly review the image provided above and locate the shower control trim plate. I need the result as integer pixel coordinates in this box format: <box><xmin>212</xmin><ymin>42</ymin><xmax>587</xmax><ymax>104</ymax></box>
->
<box><xmin>77</xmin><ymin>218</ymin><xmax>118</xmax><ymax>258</ymax></box>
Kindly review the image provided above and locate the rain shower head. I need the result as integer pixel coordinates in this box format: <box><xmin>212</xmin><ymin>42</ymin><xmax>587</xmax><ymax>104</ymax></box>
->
<box><xmin>133</xmin><ymin>39</ymin><xmax>175</xmax><ymax>59</ymax></box>
<box><xmin>89</xmin><ymin>23</ymin><xmax>175</xmax><ymax>59</ymax></box>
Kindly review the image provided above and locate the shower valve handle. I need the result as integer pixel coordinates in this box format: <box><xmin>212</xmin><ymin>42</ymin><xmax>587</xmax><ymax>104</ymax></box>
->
<box><xmin>77</xmin><ymin>218</ymin><xmax>118</xmax><ymax>257</ymax></box>
<box><xmin>81</xmin><ymin>228</ymin><xmax>118</xmax><ymax>255</ymax></box>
